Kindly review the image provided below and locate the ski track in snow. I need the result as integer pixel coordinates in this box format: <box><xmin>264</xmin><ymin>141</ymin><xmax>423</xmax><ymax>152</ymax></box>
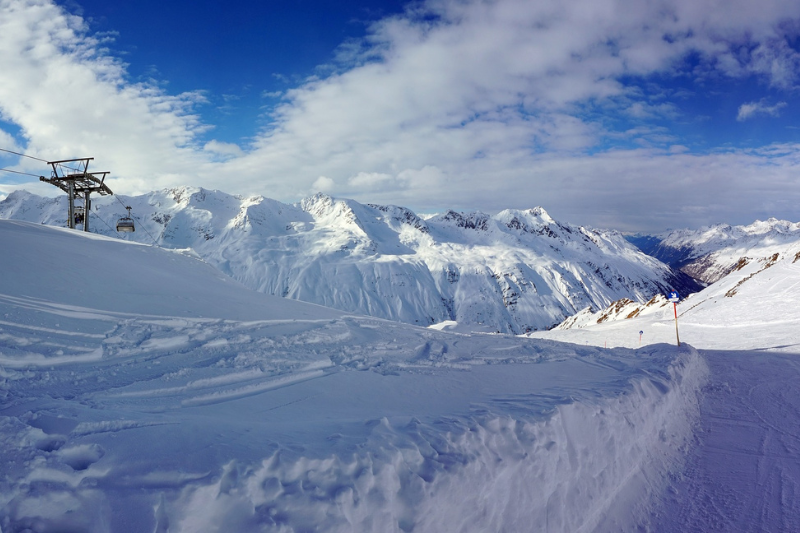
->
<box><xmin>0</xmin><ymin>250</ymin><xmax>706</xmax><ymax>531</ymax></box>
<box><xmin>3</xmin><ymin>219</ymin><xmax>800</xmax><ymax>531</ymax></box>
<box><xmin>533</xmin><ymin>246</ymin><xmax>800</xmax><ymax>532</ymax></box>
<box><xmin>654</xmin><ymin>350</ymin><xmax>800</xmax><ymax>532</ymax></box>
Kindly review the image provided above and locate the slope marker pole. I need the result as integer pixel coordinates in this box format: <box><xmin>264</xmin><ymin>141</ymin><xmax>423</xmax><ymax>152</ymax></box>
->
<box><xmin>668</xmin><ymin>291</ymin><xmax>681</xmax><ymax>347</ymax></box>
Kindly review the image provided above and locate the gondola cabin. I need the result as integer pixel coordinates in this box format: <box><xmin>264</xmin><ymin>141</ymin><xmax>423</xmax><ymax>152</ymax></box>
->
<box><xmin>116</xmin><ymin>206</ymin><xmax>135</xmax><ymax>232</ymax></box>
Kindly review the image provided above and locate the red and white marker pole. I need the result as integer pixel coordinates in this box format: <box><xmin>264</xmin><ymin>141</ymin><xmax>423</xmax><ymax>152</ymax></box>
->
<box><xmin>669</xmin><ymin>291</ymin><xmax>681</xmax><ymax>347</ymax></box>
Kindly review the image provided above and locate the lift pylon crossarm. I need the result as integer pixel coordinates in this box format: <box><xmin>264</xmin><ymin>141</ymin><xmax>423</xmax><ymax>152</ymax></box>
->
<box><xmin>39</xmin><ymin>173</ymin><xmax>113</xmax><ymax>196</ymax></box>
<box><xmin>38</xmin><ymin>156</ymin><xmax>114</xmax><ymax>231</ymax></box>
<box><xmin>47</xmin><ymin>157</ymin><xmax>94</xmax><ymax>166</ymax></box>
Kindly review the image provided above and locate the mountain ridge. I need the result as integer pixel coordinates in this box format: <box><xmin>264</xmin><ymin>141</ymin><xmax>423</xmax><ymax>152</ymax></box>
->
<box><xmin>0</xmin><ymin>186</ymin><xmax>699</xmax><ymax>333</ymax></box>
<box><xmin>627</xmin><ymin>218</ymin><xmax>800</xmax><ymax>284</ymax></box>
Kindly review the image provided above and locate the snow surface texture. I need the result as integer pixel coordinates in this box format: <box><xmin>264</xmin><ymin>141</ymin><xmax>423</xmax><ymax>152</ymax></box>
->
<box><xmin>532</xmin><ymin>241</ymin><xmax>800</xmax><ymax>531</ymax></box>
<box><xmin>0</xmin><ymin>188</ymin><xmax>697</xmax><ymax>334</ymax></box>
<box><xmin>628</xmin><ymin>218</ymin><xmax>800</xmax><ymax>284</ymax></box>
<box><xmin>0</xmin><ymin>221</ymin><xmax>707</xmax><ymax>532</ymax></box>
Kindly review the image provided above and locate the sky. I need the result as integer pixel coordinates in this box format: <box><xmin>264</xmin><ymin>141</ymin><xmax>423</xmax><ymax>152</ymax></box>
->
<box><xmin>1</xmin><ymin>0</ymin><xmax>800</xmax><ymax>232</ymax></box>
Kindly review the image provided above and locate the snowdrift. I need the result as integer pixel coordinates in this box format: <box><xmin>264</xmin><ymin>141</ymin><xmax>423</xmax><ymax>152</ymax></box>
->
<box><xmin>0</xmin><ymin>221</ymin><xmax>708</xmax><ymax>531</ymax></box>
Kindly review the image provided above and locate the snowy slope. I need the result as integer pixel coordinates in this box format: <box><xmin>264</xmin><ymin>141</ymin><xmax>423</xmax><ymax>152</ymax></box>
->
<box><xmin>532</xmin><ymin>240</ymin><xmax>800</xmax><ymax>352</ymax></box>
<box><xmin>628</xmin><ymin>218</ymin><xmax>800</xmax><ymax>284</ymax></box>
<box><xmin>0</xmin><ymin>188</ymin><xmax>698</xmax><ymax>333</ymax></box>
<box><xmin>554</xmin><ymin>294</ymin><xmax>671</xmax><ymax>330</ymax></box>
<box><xmin>0</xmin><ymin>220</ymin><xmax>707</xmax><ymax>532</ymax></box>
<box><xmin>530</xmin><ymin>240</ymin><xmax>800</xmax><ymax>532</ymax></box>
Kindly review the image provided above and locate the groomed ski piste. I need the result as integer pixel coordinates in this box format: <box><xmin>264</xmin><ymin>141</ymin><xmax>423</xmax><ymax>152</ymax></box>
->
<box><xmin>1</xmin><ymin>219</ymin><xmax>797</xmax><ymax>531</ymax></box>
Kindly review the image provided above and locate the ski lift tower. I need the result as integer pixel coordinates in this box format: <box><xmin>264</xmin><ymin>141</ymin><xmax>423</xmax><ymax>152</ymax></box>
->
<box><xmin>39</xmin><ymin>158</ymin><xmax>113</xmax><ymax>232</ymax></box>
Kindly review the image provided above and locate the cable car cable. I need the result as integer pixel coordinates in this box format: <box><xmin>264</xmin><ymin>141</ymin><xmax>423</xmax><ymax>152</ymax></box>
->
<box><xmin>0</xmin><ymin>147</ymin><xmax>49</xmax><ymax>163</ymax></box>
<box><xmin>0</xmin><ymin>147</ymin><xmax>87</xmax><ymax>173</ymax></box>
<box><xmin>111</xmin><ymin>194</ymin><xmax>159</xmax><ymax>246</ymax></box>
<box><xmin>0</xmin><ymin>167</ymin><xmax>43</xmax><ymax>177</ymax></box>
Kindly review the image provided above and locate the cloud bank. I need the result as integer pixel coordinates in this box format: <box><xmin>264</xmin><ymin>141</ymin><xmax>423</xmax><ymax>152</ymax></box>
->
<box><xmin>1</xmin><ymin>0</ymin><xmax>800</xmax><ymax>230</ymax></box>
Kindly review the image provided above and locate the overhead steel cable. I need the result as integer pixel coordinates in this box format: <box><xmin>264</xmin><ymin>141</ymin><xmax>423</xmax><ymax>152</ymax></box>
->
<box><xmin>0</xmin><ymin>147</ymin><xmax>49</xmax><ymax>163</ymax></box>
<box><xmin>89</xmin><ymin>209</ymin><xmax>115</xmax><ymax>233</ymax></box>
<box><xmin>111</xmin><ymin>192</ymin><xmax>160</xmax><ymax>247</ymax></box>
<box><xmin>0</xmin><ymin>167</ymin><xmax>43</xmax><ymax>177</ymax></box>
<box><xmin>1</xmin><ymin>147</ymin><xmax>84</xmax><ymax>173</ymax></box>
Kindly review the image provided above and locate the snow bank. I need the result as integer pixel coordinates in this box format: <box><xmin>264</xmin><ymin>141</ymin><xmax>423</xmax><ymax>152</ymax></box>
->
<box><xmin>158</xmin><ymin>348</ymin><xmax>707</xmax><ymax>533</ymax></box>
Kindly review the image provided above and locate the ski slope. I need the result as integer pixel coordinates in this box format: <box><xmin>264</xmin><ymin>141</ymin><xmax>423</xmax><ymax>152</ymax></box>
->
<box><xmin>531</xmin><ymin>242</ymin><xmax>800</xmax><ymax>531</ymax></box>
<box><xmin>0</xmin><ymin>220</ymin><xmax>706</xmax><ymax>532</ymax></box>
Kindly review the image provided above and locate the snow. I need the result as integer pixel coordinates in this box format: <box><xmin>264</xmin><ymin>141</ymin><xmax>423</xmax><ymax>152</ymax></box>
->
<box><xmin>3</xmin><ymin>214</ymin><xmax>800</xmax><ymax>531</ymax></box>
<box><xmin>530</xmin><ymin>241</ymin><xmax>800</xmax><ymax>531</ymax></box>
<box><xmin>0</xmin><ymin>188</ymin><xmax>697</xmax><ymax>333</ymax></box>
<box><xmin>0</xmin><ymin>220</ymin><xmax>708</xmax><ymax>531</ymax></box>
<box><xmin>656</xmin><ymin>350</ymin><xmax>800</xmax><ymax>531</ymax></box>
<box><xmin>632</xmin><ymin>217</ymin><xmax>800</xmax><ymax>284</ymax></box>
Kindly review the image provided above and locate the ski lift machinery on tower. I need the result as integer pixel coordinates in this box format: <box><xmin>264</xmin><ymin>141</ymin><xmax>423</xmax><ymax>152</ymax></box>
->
<box><xmin>38</xmin><ymin>157</ymin><xmax>138</xmax><ymax>234</ymax></box>
<box><xmin>39</xmin><ymin>157</ymin><xmax>111</xmax><ymax>233</ymax></box>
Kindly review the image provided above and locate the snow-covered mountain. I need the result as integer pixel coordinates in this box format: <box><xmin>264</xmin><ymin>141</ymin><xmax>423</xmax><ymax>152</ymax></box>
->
<box><xmin>554</xmin><ymin>294</ymin><xmax>671</xmax><ymax>330</ymax></box>
<box><xmin>0</xmin><ymin>187</ymin><xmax>698</xmax><ymax>333</ymax></box>
<box><xmin>627</xmin><ymin>218</ymin><xmax>800</xmax><ymax>284</ymax></box>
<box><xmin>546</xmin><ymin>236</ymin><xmax>800</xmax><ymax>348</ymax></box>
<box><xmin>536</xmin><ymin>235</ymin><xmax>800</xmax><ymax>355</ymax></box>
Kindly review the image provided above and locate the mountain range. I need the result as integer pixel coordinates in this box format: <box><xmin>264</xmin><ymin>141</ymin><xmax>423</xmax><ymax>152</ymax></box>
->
<box><xmin>0</xmin><ymin>187</ymin><xmax>698</xmax><ymax>333</ymax></box>
<box><xmin>627</xmin><ymin>219</ymin><xmax>800</xmax><ymax>284</ymax></box>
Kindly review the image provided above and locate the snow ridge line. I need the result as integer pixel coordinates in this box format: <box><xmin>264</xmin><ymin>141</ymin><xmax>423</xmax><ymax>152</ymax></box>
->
<box><xmin>164</xmin><ymin>347</ymin><xmax>709</xmax><ymax>532</ymax></box>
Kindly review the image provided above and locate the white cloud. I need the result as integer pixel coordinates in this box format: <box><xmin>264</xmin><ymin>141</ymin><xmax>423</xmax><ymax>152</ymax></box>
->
<box><xmin>737</xmin><ymin>100</ymin><xmax>788</xmax><ymax>121</ymax></box>
<box><xmin>0</xmin><ymin>0</ymin><xmax>213</xmax><ymax>192</ymax></box>
<box><xmin>203</xmin><ymin>140</ymin><xmax>244</xmax><ymax>158</ymax></box>
<box><xmin>1</xmin><ymin>0</ymin><xmax>800</xmax><ymax>231</ymax></box>
<box><xmin>312</xmin><ymin>176</ymin><xmax>335</xmax><ymax>192</ymax></box>
<box><xmin>347</xmin><ymin>171</ymin><xmax>392</xmax><ymax>189</ymax></box>
<box><xmin>0</xmin><ymin>129</ymin><xmax>20</xmax><ymax>154</ymax></box>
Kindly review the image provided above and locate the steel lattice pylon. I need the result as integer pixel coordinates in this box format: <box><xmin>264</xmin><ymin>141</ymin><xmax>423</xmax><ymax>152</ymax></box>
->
<box><xmin>39</xmin><ymin>158</ymin><xmax>113</xmax><ymax>232</ymax></box>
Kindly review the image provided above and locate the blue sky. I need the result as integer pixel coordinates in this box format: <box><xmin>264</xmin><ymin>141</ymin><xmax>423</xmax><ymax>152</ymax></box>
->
<box><xmin>1</xmin><ymin>0</ymin><xmax>800</xmax><ymax>231</ymax></box>
<box><xmin>68</xmin><ymin>0</ymin><xmax>410</xmax><ymax>144</ymax></box>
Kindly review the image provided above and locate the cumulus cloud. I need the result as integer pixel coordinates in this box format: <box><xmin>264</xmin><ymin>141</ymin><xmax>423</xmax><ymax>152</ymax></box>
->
<box><xmin>312</xmin><ymin>176</ymin><xmax>335</xmax><ymax>192</ymax></box>
<box><xmin>347</xmin><ymin>172</ymin><xmax>393</xmax><ymax>189</ymax></box>
<box><xmin>737</xmin><ymin>100</ymin><xmax>788</xmax><ymax>121</ymax></box>
<box><xmin>0</xmin><ymin>129</ymin><xmax>21</xmax><ymax>155</ymax></box>
<box><xmin>203</xmin><ymin>140</ymin><xmax>244</xmax><ymax>159</ymax></box>
<box><xmin>0</xmin><ymin>0</ymin><xmax>213</xmax><ymax>192</ymax></box>
<box><xmin>1</xmin><ymin>0</ymin><xmax>800</xmax><ymax>230</ymax></box>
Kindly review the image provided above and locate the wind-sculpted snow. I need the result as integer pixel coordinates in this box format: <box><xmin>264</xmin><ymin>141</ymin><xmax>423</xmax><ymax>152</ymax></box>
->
<box><xmin>0</xmin><ymin>294</ymin><xmax>707</xmax><ymax>532</ymax></box>
<box><xmin>0</xmin><ymin>220</ymin><xmax>708</xmax><ymax>532</ymax></box>
<box><xmin>530</xmin><ymin>239</ymin><xmax>800</xmax><ymax>531</ymax></box>
<box><xmin>0</xmin><ymin>188</ymin><xmax>697</xmax><ymax>333</ymax></box>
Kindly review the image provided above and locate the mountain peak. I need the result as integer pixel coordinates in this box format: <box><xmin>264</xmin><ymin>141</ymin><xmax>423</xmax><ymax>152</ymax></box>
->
<box><xmin>527</xmin><ymin>206</ymin><xmax>554</xmax><ymax>223</ymax></box>
<box><xmin>437</xmin><ymin>210</ymin><xmax>491</xmax><ymax>231</ymax></box>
